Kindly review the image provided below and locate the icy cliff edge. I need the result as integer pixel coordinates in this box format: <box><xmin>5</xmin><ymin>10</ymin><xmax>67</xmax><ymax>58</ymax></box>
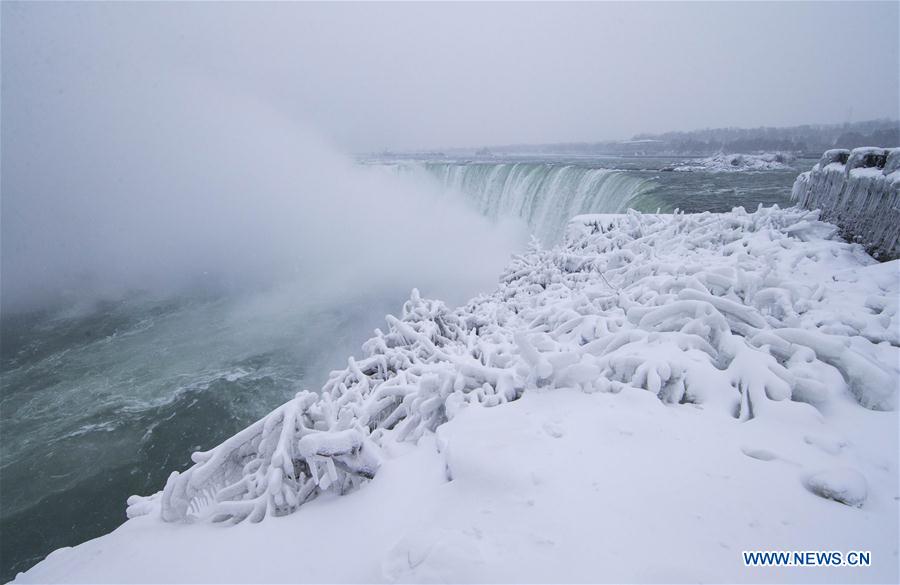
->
<box><xmin>124</xmin><ymin>207</ymin><xmax>898</xmax><ymax>527</ymax></box>
<box><xmin>792</xmin><ymin>147</ymin><xmax>900</xmax><ymax>260</ymax></box>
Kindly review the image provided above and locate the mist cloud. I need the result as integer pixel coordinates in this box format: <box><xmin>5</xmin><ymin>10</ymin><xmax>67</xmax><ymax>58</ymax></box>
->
<box><xmin>1</xmin><ymin>74</ymin><xmax>526</xmax><ymax>312</ymax></box>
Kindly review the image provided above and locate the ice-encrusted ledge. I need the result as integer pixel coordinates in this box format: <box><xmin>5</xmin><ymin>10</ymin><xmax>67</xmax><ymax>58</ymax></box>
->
<box><xmin>792</xmin><ymin>147</ymin><xmax>900</xmax><ymax>260</ymax></box>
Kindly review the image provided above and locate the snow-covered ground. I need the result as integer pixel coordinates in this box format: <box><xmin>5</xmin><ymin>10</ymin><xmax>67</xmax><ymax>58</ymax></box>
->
<box><xmin>15</xmin><ymin>207</ymin><xmax>899</xmax><ymax>584</ymax></box>
<box><xmin>673</xmin><ymin>153</ymin><xmax>795</xmax><ymax>172</ymax></box>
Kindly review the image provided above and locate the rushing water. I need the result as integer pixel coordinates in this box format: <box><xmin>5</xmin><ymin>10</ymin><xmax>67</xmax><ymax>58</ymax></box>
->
<box><xmin>0</xmin><ymin>155</ymin><xmax>806</xmax><ymax>581</ymax></box>
<box><xmin>0</xmin><ymin>290</ymin><xmax>400</xmax><ymax>580</ymax></box>
<box><xmin>374</xmin><ymin>155</ymin><xmax>807</xmax><ymax>242</ymax></box>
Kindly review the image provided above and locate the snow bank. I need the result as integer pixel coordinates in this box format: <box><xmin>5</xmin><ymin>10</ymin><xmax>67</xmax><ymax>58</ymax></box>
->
<box><xmin>16</xmin><ymin>207</ymin><xmax>899</xmax><ymax>583</ymax></box>
<box><xmin>791</xmin><ymin>147</ymin><xmax>900</xmax><ymax>260</ymax></box>
<box><xmin>672</xmin><ymin>152</ymin><xmax>795</xmax><ymax>172</ymax></box>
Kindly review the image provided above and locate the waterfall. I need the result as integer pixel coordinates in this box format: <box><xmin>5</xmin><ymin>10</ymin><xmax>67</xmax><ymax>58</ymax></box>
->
<box><xmin>386</xmin><ymin>162</ymin><xmax>658</xmax><ymax>242</ymax></box>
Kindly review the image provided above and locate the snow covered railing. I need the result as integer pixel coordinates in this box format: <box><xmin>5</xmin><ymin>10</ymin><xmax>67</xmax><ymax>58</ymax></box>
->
<box><xmin>127</xmin><ymin>207</ymin><xmax>899</xmax><ymax>524</ymax></box>
<box><xmin>792</xmin><ymin>147</ymin><xmax>900</xmax><ymax>260</ymax></box>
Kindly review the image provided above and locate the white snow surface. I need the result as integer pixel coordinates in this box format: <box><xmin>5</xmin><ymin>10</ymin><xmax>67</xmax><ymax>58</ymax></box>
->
<box><xmin>673</xmin><ymin>152</ymin><xmax>795</xmax><ymax>172</ymax></box>
<box><xmin>15</xmin><ymin>206</ymin><xmax>899</xmax><ymax>584</ymax></box>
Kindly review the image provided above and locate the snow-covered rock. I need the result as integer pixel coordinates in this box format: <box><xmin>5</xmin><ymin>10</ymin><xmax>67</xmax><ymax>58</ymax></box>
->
<box><xmin>672</xmin><ymin>152</ymin><xmax>796</xmax><ymax>172</ymax></box>
<box><xmin>804</xmin><ymin>468</ymin><xmax>868</xmax><ymax>507</ymax></box>
<box><xmin>15</xmin><ymin>207</ymin><xmax>900</xmax><ymax>583</ymax></box>
<box><xmin>792</xmin><ymin>147</ymin><xmax>900</xmax><ymax>260</ymax></box>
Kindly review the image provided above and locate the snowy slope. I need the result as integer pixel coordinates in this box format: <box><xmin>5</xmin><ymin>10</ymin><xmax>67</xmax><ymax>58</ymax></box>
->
<box><xmin>14</xmin><ymin>207</ymin><xmax>899</xmax><ymax>584</ymax></box>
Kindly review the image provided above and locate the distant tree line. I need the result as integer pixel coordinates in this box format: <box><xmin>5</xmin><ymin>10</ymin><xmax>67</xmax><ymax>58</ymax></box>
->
<box><xmin>632</xmin><ymin>119</ymin><xmax>899</xmax><ymax>156</ymax></box>
<box><xmin>481</xmin><ymin>119</ymin><xmax>899</xmax><ymax>157</ymax></box>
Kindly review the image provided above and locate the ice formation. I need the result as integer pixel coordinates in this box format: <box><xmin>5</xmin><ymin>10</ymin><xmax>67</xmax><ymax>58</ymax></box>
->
<box><xmin>126</xmin><ymin>206</ymin><xmax>899</xmax><ymax>526</ymax></box>
<box><xmin>792</xmin><ymin>147</ymin><xmax>900</xmax><ymax>260</ymax></box>
<box><xmin>673</xmin><ymin>152</ymin><xmax>795</xmax><ymax>172</ymax></box>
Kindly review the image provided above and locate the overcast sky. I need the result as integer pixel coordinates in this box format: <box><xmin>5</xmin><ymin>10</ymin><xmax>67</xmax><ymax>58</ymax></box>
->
<box><xmin>3</xmin><ymin>1</ymin><xmax>898</xmax><ymax>152</ymax></box>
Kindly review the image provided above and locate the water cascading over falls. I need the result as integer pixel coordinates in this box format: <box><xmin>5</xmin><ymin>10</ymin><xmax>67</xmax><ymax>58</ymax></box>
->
<box><xmin>388</xmin><ymin>162</ymin><xmax>658</xmax><ymax>242</ymax></box>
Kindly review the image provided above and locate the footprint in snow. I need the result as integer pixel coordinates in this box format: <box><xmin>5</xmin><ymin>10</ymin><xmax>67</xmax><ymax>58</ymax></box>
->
<box><xmin>382</xmin><ymin>529</ymin><xmax>486</xmax><ymax>583</ymax></box>
<box><xmin>740</xmin><ymin>446</ymin><xmax>779</xmax><ymax>461</ymax></box>
<box><xmin>542</xmin><ymin>421</ymin><xmax>565</xmax><ymax>438</ymax></box>
<box><xmin>803</xmin><ymin>434</ymin><xmax>847</xmax><ymax>456</ymax></box>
